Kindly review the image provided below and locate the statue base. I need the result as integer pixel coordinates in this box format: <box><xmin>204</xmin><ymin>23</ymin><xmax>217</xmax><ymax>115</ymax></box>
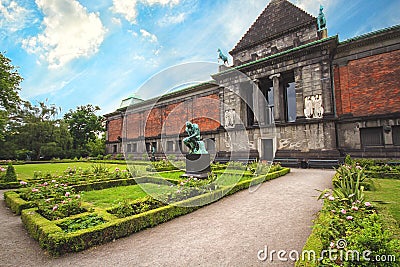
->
<box><xmin>181</xmin><ymin>154</ymin><xmax>211</xmax><ymax>179</ymax></box>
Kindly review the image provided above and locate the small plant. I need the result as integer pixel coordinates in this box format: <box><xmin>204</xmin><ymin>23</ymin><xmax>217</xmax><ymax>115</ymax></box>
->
<box><xmin>108</xmin><ymin>197</ymin><xmax>165</xmax><ymax>218</ymax></box>
<box><xmin>4</xmin><ymin>163</ymin><xmax>17</xmax><ymax>182</ymax></box>
<box><xmin>57</xmin><ymin>214</ymin><xmax>105</xmax><ymax>233</ymax></box>
<box><xmin>91</xmin><ymin>163</ymin><xmax>109</xmax><ymax>174</ymax></box>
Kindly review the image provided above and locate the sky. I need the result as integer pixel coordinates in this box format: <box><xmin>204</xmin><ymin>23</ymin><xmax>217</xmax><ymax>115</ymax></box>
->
<box><xmin>1</xmin><ymin>0</ymin><xmax>399</xmax><ymax>116</ymax></box>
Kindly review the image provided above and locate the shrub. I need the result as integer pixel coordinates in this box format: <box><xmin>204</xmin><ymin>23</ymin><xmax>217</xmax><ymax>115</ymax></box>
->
<box><xmin>108</xmin><ymin>197</ymin><xmax>165</xmax><ymax>218</ymax></box>
<box><xmin>57</xmin><ymin>214</ymin><xmax>106</xmax><ymax>233</ymax></box>
<box><xmin>4</xmin><ymin>163</ymin><xmax>17</xmax><ymax>182</ymax></box>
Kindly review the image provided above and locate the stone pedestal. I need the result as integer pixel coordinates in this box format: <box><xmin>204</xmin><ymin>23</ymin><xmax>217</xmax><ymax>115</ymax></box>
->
<box><xmin>181</xmin><ymin>154</ymin><xmax>211</xmax><ymax>179</ymax></box>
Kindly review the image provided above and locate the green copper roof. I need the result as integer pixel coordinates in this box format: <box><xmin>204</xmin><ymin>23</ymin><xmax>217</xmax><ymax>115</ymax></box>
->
<box><xmin>216</xmin><ymin>35</ymin><xmax>338</xmax><ymax>76</ymax></box>
<box><xmin>340</xmin><ymin>24</ymin><xmax>400</xmax><ymax>45</ymax></box>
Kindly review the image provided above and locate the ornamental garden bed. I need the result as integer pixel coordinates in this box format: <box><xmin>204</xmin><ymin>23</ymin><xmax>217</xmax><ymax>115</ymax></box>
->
<box><xmin>296</xmin><ymin>159</ymin><xmax>400</xmax><ymax>267</ymax></box>
<box><xmin>5</xmin><ymin>163</ymin><xmax>289</xmax><ymax>256</ymax></box>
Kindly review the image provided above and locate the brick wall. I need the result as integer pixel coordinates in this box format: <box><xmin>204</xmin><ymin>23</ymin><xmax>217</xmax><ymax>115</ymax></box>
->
<box><xmin>120</xmin><ymin>93</ymin><xmax>221</xmax><ymax>139</ymax></box>
<box><xmin>107</xmin><ymin>118</ymin><xmax>123</xmax><ymax>142</ymax></box>
<box><xmin>334</xmin><ymin>50</ymin><xmax>400</xmax><ymax>117</ymax></box>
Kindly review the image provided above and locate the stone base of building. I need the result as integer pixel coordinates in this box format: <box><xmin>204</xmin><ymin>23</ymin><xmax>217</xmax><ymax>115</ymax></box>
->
<box><xmin>181</xmin><ymin>154</ymin><xmax>211</xmax><ymax>179</ymax></box>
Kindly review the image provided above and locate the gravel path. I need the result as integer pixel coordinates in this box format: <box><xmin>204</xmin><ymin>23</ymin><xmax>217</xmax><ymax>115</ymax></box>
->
<box><xmin>1</xmin><ymin>168</ymin><xmax>334</xmax><ymax>267</ymax></box>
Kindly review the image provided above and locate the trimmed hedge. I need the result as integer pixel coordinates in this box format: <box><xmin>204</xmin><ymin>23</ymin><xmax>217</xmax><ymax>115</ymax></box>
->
<box><xmin>4</xmin><ymin>191</ymin><xmax>35</xmax><ymax>215</ymax></box>
<box><xmin>365</xmin><ymin>171</ymin><xmax>400</xmax><ymax>179</ymax></box>
<box><xmin>0</xmin><ymin>182</ymin><xmax>20</xmax><ymax>189</ymax></box>
<box><xmin>20</xmin><ymin>168</ymin><xmax>289</xmax><ymax>256</ymax></box>
<box><xmin>4</xmin><ymin>175</ymin><xmax>180</xmax><ymax>215</ymax></box>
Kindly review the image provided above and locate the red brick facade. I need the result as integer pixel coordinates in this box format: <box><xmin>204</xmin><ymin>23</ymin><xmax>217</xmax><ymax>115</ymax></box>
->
<box><xmin>107</xmin><ymin>93</ymin><xmax>221</xmax><ymax>142</ymax></box>
<box><xmin>107</xmin><ymin>118</ymin><xmax>123</xmax><ymax>142</ymax></box>
<box><xmin>334</xmin><ymin>50</ymin><xmax>400</xmax><ymax>117</ymax></box>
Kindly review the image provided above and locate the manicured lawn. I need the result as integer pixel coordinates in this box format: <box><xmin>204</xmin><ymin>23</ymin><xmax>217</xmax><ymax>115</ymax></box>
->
<box><xmin>14</xmin><ymin>162</ymin><xmax>143</xmax><ymax>180</ymax></box>
<box><xmin>81</xmin><ymin>183</ymin><xmax>176</xmax><ymax>208</ymax></box>
<box><xmin>365</xmin><ymin>178</ymin><xmax>400</xmax><ymax>224</ymax></box>
<box><xmin>81</xmin><ymin>185</ymin><xmax>147</xmax><ymax>208</ymax></box>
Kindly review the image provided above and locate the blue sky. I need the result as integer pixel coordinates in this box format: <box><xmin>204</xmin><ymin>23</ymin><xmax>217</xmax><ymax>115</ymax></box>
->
<box><xmin>1</xmin><ymin>0</ymin><xmax>399</xmax><ymax>115</ymax></box>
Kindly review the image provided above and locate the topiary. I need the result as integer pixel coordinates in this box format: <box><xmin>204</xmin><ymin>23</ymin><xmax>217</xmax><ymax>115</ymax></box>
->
<box><xmin>4</xmin><ymin>163</ymin><xmax>17</xmax><ymax>182</ymax></box>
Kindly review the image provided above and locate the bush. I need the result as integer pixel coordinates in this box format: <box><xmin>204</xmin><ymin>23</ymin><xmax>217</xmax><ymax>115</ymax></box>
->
<box><xmin>4</xmin><ymin>163</ymin><xmax>17</xmax><ymax>182</ymax></box>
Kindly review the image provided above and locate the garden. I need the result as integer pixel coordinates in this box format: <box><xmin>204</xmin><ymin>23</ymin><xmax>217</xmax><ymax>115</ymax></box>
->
<box><xmin>296</xmin><ymin>157</ymin><xmax>400</xmax><ymax>267</ymax></box>
<box><xmin>1</xmin><ymin>159</ymin><xmax>289</xmax><ymax>256</ymax></box>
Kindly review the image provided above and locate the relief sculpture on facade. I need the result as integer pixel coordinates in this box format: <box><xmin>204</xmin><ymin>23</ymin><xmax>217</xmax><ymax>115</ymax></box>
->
<box><xmin>304</xmin><ymin>95</ymin><xmax>324</xmax><ymax>119</ymax></box>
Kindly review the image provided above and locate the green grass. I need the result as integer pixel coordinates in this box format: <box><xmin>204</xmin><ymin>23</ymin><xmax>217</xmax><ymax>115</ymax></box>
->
<box><xmin>81</xmin><ymin>185</ymin><xmax>148</xmax><ymax>208</ymax></box>
<box><xmin>81</xmin><ymin>183</ymin><xmax>176</xmax><ymax>208</ymax></box>
<box><xmin>365</xmin><ymin>178</ymin><xmax>400</xmax><ymax>225</ymax></box>
<box><xmin>13</xmin><ymin>162</ymin><xmax>147</xmax><ymax>180</ymax></box>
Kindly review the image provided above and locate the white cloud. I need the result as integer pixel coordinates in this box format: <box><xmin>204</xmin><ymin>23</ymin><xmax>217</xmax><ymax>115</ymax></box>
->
<box><xmin>158</xmin><ymin>12</ymin><xmax>186</xmax><ymax>26</ymax></box>
<box><xmin>140</xmin><ymin>29</ymin><xmax>158</xmax><ymax>43</ymax></box>
<box><xmin>21</xmin><ymin>0</ymin><xmax>107</xmax><ymax>69</ymax></box>
<box><xmin>111</xmin><ymin>0</ymin><xmax>180</xmax><ymax>25</ymax></box>
<box><xmin>0</xmin><ymin>0</ymin><xmax>33</xmax><ymax>33</ymax></box>
<box><xmin>293</xmin><ymin>0</ymin><xmax>333</xmax><ymax>15</ymax></box>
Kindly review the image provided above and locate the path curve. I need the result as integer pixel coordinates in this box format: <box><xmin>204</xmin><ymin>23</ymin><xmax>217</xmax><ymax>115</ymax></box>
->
<box><xmin>0</xmin><ymin>168</ymin><xmax>334</xmax><ymax>266</ymax></box>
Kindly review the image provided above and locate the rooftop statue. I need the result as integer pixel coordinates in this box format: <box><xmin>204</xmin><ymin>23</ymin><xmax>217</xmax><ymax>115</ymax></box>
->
<box><xmin>317</xmin><ymin>5</ymin><xmax>327</xmax><ymax>31</ymax></box>
<box><xmin>217</xmin><ymin>48</ymin><xmax>228</xmax><ymax>65</ymax></box>
<box><xmin>183</xmin><ymin>121</ymin><xmax>208</xmax><ymax>154</ymax></box>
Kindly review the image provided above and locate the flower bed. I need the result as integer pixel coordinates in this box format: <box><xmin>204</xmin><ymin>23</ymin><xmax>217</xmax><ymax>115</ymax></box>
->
<box><xmin>296</xmin><ymin>163</ymin><xmax>400</xmax><ymax>267</ymax></box>
<box><xmin>20</xmin><ymin>167</ymin><xmax>289</xmax><ymax>256</ymax></box>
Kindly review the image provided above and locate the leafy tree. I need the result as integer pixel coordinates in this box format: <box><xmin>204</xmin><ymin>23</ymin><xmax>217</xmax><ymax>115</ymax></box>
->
<box><xmin>15</xmin><ymin>101</ymin><xmax>73</xmax><ymax>160</ymax></box>
<box><xmin>64</xmin><ymin>105</ymin><xmax>104</xmax><ymax>151</ymax></box>
<box><xmin>0</xmin><ymin>52</ymin><xmax>23</xmax><ymax>140</ymax></box>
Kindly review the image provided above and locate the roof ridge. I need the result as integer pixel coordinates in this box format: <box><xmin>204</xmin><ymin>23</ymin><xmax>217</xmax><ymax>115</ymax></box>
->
<box><xmin>230</xmin><ymin>0</ymin><xmax>316</xmax><ymax>54</ymax></box>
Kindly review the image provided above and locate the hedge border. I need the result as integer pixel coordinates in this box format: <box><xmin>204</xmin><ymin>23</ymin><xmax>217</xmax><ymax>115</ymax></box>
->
<box><xmin>365</xmin><ymin>171</ymin><xmax>400</xmax><ymax>179</ymax></box>
<box><xmin>0</xmin><ymin>181</ymin><xmax>20</xmax><ymax>189</ymax></box>
<box><xmin>21</xmin><ymin>168</ymin><xmax>289</xmax><ymax>256</ymax></box>
<box><xmin>4</xmin><ymin>175</ymin><xmax>181</xmax><ymax>215</ymax></box>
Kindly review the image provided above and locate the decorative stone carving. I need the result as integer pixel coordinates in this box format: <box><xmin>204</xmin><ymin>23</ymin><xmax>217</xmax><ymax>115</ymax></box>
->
<box><xmin>304</xmin><ymin>95</ymin><xmax>324</xmax><ymax>119</ymax></box>
<box><xmin>224</xmin><ymin>109</ymin><xmax>235</xmax><ymax>128</ymax></box>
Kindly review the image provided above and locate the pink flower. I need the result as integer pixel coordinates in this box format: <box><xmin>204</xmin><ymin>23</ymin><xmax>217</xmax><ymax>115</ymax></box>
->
<box><xmin>76</xmin><ymin>195</ymin><xmax>81</xmax><ymax>199</ymax></box>
<box><xmin>346</xmin><ymin>216</ymin><xmax>353</xmax><ymax>220</ymax></box>
<box><xmin>45</xmin><ymin>199</ymin><xmax>51</xmax><ymax>203</ymax></box>
<box><xmin>330</xmin><ymin>242</ymin><xmax>335</xmax><ymax>248</ymax></box>
<box><xmin>331</xmin><ymin>210</ymin><xmax>336</xmax><ymax>213</ymax></box>
<box><xmin>54</xmin><ymin>184</ymin><xmax>58</xmax><ymax>187</ymax></box>
<box><xmin>43</xmin><ymin>182</ymin><xmax>48</xmax><ymax>186</ymax></box>
<box><xmin>328</xmin><ymin>196</ymin><xmax>335</xmax><ymax>201</ymax></box>
<box><xmin>65</xmin><ymin>192</ymin><xmax>70</xmax><ymax>197</ymax></box>
<box><xmin>115</xmin><ymin>168</ymin><xmax>120</xmax><ymax>172</ymax></box>
<box><xmin>52</xmin><ymin>205</ymin><xmax>58</xmax><ymax>211</ymax></box>
<box><xmin>340</xmin><ymin>209</ymin><xmax>347</xmax><ymax>214</ymax></box>
<box><xmin>32</xmin><ymin>188</ymin><xmax>39</xmax><ymax>192</ymax></box>
<box><xmin>352</xmin><ymin>206</ymin><xmax>359</xmax><ymax>211</ymax></box>
<box><xmin>62</xmin><ymin>200</ymin><xmax>67</xmax><ymax>204</ymax></box>
<box><xmin>365</xmin><ymin>202</ymin><xmax>372</xmax><ymax>207</ymax></box>
<box><xmin>52</xmin><ymin>179</ymin><xmax>57</xmax><ymax>183</ymax></box>
<box><xmin>20</xmin><ymin>181</ymin><xmax>27</xmax><ymax>185</ymax></box>
<box><xmin>0</xmin><ymin>167</ymin><xmax>6</xmax><ymax>172</ymax></box>
<box><xmin>180</xmin><ymin>182</ymin><xmax>185</xmax><ymax>186</ymax></box>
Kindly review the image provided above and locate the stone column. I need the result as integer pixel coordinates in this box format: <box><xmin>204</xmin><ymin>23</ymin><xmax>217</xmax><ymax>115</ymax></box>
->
<box><xmin>269</xmin><ymin>73</ymin><xmax>282</xmax><ymax>123</ymax></box>
<box><xmin>252</xmin><ymin>79</ymin><xmax>260</xmax><ymax>126</ymax></box>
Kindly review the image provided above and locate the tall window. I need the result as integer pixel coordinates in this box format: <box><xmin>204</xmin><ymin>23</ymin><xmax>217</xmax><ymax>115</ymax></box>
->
<box><xmin>284</xmin><ymin>73</ymin><xmax>297</xmax><ymax>122</ymax></box>
<box><xmin>113</xmin><ymin>145</ymin><xmax>117</xmax><ymax>153</ymax></box>
<box><xmin>132</xmin><ymin>143</ymin><xmax>137</xmax><ymax>152</ymax></box>
<box><xmin>393</xmin><ymin>126</ymin><xmax>400</xmax><ymax>146</ymax></box>
<box><xmin>167</xmin><ymin>141</ymin><xmax>174</xmax><ymax>152</ymax></box>
<box><xmin>126</xmin><ymin>144</ymin><xmax>132</xmax><ymax>153</ymax></box>
<box><xmin>360</xmin><ymin>127</ymin><xmax>384</xmax><ymax>147</ymax></box>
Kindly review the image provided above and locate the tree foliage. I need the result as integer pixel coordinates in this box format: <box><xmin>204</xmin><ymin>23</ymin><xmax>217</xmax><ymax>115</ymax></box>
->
<box><xmin>0</xmin><ymin>52</ymin><xmax>23</xmax><ymax>140</ymax></box>
<box><xmin>64</xmin><ymin>105</ymin><xmax>104</xmax><ymax>150</ymax></box>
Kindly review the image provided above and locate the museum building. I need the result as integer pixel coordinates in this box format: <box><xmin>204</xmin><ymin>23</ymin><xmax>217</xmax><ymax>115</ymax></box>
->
<box><xmin>105</xmin><ymin>0</ymin><xmax>400</xmax><ymax>167</ymax></box>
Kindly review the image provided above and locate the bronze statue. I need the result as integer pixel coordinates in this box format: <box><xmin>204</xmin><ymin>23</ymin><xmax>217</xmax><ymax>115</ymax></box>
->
<box><xmin>183</xmin><ymin>121</ymin><xmax>208</xmax><ymax>154</ymax></box>
<box><xmin>317</xmin><ymin>5</ymin><xmax>327</xmax><ymax>31</ymax></box>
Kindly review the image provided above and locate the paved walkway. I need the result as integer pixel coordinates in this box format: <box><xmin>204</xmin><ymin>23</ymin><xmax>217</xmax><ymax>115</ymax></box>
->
<box><xmin>0</xmin><ymin>168</ymin><xmax>334</xmax><ymax>267</ymax></box>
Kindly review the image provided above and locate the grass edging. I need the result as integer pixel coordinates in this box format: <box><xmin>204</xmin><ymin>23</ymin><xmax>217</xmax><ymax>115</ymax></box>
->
<box><xmin>21</xmin><ymin>168</ymin><xmax>289</xmax><ymax>256</ymax></box>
